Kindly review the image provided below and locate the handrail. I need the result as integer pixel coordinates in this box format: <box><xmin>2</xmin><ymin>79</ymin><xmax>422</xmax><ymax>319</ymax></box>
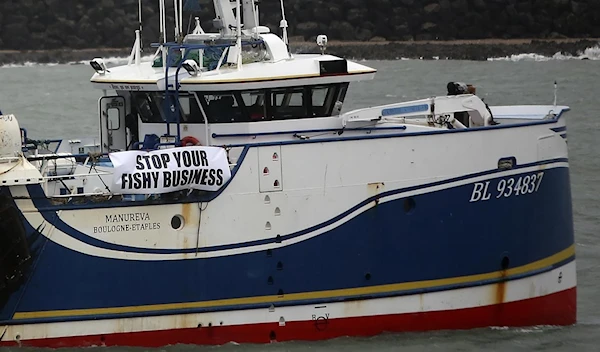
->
<box><xmin>42</xmin><ymin>172</ymin><xmax>112</xmax><ymax>181</ymax></box>
<box><xmin>26</xmin><ymin>153</ymin><xmax>109</xmax><ymax>162</ymax></box>
<box><xmin>211</xmin><ymin>126</ymin><xmax>407</xmax><ymax>138</ymax></box>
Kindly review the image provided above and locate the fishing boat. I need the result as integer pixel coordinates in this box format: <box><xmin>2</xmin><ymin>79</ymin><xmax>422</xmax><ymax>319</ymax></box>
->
<box><xmin>0</xmin><ymin>0</ymin><xmax>576</xmax><ymax>347</ymax></box>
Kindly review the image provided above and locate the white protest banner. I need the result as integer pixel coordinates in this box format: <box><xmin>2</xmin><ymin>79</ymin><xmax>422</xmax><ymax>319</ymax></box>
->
<box><xmin>109</xmin><ymin>146</ymin><xmax>232</xmax><ymax>194</ymax></box>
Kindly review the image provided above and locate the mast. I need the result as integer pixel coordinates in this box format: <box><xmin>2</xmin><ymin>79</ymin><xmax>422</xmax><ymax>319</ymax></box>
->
<box><xmin>242</xmin><ymin>0</ymin><xmax>259</xmax><ymax>31</ymax></box>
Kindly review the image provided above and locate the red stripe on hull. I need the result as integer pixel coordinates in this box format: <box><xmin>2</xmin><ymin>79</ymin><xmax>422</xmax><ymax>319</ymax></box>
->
<box><xmin>2</xmin><ymin>288</ymin><xmax>576</xmax><ymax>348</ymax></box>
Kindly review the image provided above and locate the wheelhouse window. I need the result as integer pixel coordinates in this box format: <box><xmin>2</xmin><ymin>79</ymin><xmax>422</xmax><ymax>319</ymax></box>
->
<box><xmin>271</xmin><ymin>87</ymin><xmax>308</xmax><ymax>119</ymax></box>
<box><xmin>178</xmin><ymin>93</ymin><xmax>205</xmax><ymax>123</ymax></box>
<box><xmin>240</xmin><ymin>90</ymin><xmax>267</xmax><ymax>121</ymax></box>
<box><xmin>204</xmin><ymin>93</ymin><xmax>245</xmax><ymax>123</ymax></box>
<box><xmin>131</xmin><ymin>83</ymin><xmax>348</xmax><ymax>124</ymax></box>
<box><xmin>131</xmin><ymin>92</ymin><xmax>205</xmax><ymax>123</ymax></box>
<box><xmin>131</xmin><ymin>92</ymin><xmax>165</xmax><ymax>123</ymax></box>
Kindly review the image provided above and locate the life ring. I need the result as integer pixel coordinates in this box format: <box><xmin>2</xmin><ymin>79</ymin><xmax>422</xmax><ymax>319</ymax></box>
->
<box><xmin>181</xmin><ymin>136</ymin><xmax>201</xmax><ymax>146</ymax></box>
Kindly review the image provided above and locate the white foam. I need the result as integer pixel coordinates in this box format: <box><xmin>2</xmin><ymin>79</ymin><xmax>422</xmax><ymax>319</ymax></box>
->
<box><xmin>1</xmin><ymin>54</ymin><xmax>156</xmax><ymax>69</ymax></box>
<box><xmin>1</xmin><ymin>62</ymin><xmax>60</xmax><ymax>68</ymax></box>
<box><xmin>487</xmin><ymin>44</ymin><xmax>600</xmax><ymax>61</ymax></box>
<box><xmin>71</xmin><ymin>54</ymin><xmax>156</xmax><ymax>67</ymax></box>
<box><xmin>489</xmin><ymin>325</ymin><xmax>563</xmax><ymax>333</ymax></box>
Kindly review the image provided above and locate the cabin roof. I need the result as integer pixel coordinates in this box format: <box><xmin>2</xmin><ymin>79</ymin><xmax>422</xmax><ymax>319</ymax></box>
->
<box><xmin>90</xmin><ymin>36</ymin><xmax>376</xmax><ymax>91</ymax></box>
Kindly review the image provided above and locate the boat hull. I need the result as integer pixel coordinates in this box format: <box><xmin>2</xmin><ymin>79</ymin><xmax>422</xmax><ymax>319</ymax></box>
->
<box><xmin>0</xmin><ymin>114</ymin><xmax>576</xmax><ymax>348</ymax></box>
<box><xmin>0</xmin><ymin>259</ymin><xmax>576</xmax><ymax>347</ymax></box>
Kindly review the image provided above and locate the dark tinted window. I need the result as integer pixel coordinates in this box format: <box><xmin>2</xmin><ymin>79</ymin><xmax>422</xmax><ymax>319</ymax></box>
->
<box><xmin>132</xmin><ymin>83</ymin><xmax>348</xmax><ymax>124</ymax></box>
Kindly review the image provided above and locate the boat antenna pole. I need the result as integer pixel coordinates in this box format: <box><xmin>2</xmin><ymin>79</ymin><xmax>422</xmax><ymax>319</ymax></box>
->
<box><xmin>138</xmin><ymin>0</ymin><xmax>143</xmax><ymax>51</ymax></box>
<box><xmin>279</xmin><ymin>0</ymin><xmax>290</xmax><ymax>56</ymax></box>
<box><xmin>553</xmin><ymin>80</ymin><xmax>558</xmax><ymax>106</ymax></box>
<box><xmin>159</xmin><ymin>0</ymin><xmax>167</xmax><ymax>72</ymax></box>
<box><xmin>236</xmin><ymin>0</ymin><xmax>243</xmax><ymax>69</ymax></box>
<box><xmin>252</xmin><ymin>0</ymin><xmax>259</xmax><ymax>38</ymax></box>
<box><xmin>179</xmin><ymin>0</ymin><xmax>184</xmax><ymax>42</ymax></box>
<box><xmin>173</xmin><ymin>0</ymin><xmax>180</xmax><ymax>42</ymax></box>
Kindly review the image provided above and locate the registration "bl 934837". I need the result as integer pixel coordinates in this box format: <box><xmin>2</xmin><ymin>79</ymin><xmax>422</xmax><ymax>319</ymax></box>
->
<box><xmin>469</xmin><ymin>172</ymin><xmax>545</xmax><ymax>203</ymax></box>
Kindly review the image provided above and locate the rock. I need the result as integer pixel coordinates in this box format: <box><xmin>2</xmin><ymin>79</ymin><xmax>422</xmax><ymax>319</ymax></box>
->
<box><xmin>424</xmin><ymin>3</ymin><xmax>440</xmax><ymax>13</ymax></box>
<box><xmin>3</xmin><ymin>23</ymin><xmax>30</xmax><ymax>49</ymax></box>
<box><xmin>355</xmin><ymin>28</ymin><xmax>372</xmax><ymax>41</ymax></box>
<box><xmin>515</xmin><ymin>0</ymin><xmax>532</xmax><ymax>13</ymax></box>
<box><xmin>4</xmin><ymin>15</ymin><xmax>29</xmax><ymax>26</ymax></box>
<box><xmin>414</xmin><ymin>33</ymin><xmax>434</xmax><ymax>41</ymax></box>
<box><xmin>328</xmin><ymin>21</ymin><xmax>355</xmax><ymax>40</ymax></box>
<box><xmin>28</xmin><ymin>20</ymin><xmax>47</xmax><ymax>33</ymax></box>
<box><xmin>101</xmin><ymin>0</ymin><xmax>115</xmax><ymax>8</ymax></box>
<box><xmin>369</xmin><ymin>36</ymin><xmax>387</xmax><ymax>42</ymax></box>
<box><xmin>570</xmin><ymin>1</ymin><xmax>586</xmax><ymax>16</ymax></box>
<box><xmin>295</xmin><ymin>21</ymin><xmax>320</xmax><ymax>39</ymax></box>
<box><xmin>346</xmin><ymin>8</ymin><xmax>364</xmax><ymax>26</ymax></box>
<box><xmin>311</xmin><ymin>6</ymin><xmax>331</xmax><ymax>23</ymax></box>
<box><xmin>328</xmin><ymin>5</ymin><xmax>344</xmax><ymax>20</ymax></box>
<box><xmin>548</xmin><ymin>31</ymin><xmax>568</xmax><ymax>39</ymax></box>
<box><xmin>439</xmin><ymin>0</ymin><xmax>451</xmax><ymax>10</ymax></box>
<box><xmin>472</xmin><ymin>0</ymin><xmax>486</xmax><ymax>11</ymax></box>
<box><xmin>421</xmin><ymin>22</ymin><xmax>437</xmax><ymax>31</ymax></box>
<box><xmin>452</xmin><ymin>0</ymin><xmax>469</xmax><ymax>12</ymax></box>
<box><xmin>506</xmin><ymin>4</ymin><xmax>519</xmax><ymax>18</ymax></box>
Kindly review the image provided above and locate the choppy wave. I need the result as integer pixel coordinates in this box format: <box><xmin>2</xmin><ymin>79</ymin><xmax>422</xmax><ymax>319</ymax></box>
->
<box><xmin>1</xmin><ymin>54</ymin><xmax>156</xmax><ymax>68</ymax></box>
<box><xmin>1</xmin><ymin>62</ymin><xmax>60</xmax><ymax>68</ymax></box>
<box><xmin>3</xmin><ymin>44</ymin><xmax>599</xmax><ymax>68</ymax></box>
<box><xmin>487</xmin><ymin>44</ymin><xmax>600</xmax><ymax>61</ymax></box>
<box><xmin>75</xmin><ymin>54</ymin><xmax>157</xmax><ymax>67</ymax></box>
<box><xmin>489</xmin><ymin>325</ymin><xmax>564</xmax><ymax>333</ymax></box>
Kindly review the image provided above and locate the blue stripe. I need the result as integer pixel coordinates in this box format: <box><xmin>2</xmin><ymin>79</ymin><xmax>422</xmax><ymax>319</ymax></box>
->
<box><xmin>551</xmin><ymin>126</ymin><xmax>567</xmax><ymax>133</ymax></box>
<box><xmin>26</xmin><ymin>158</ymin><xmax>568</xmax><ymax>255</ymax></box>
<box><xmin>212</xmin><ymin>126</ymin><xmax>407</xmax><ymax>139</ymax></box>
<box><xmin>5</xmin><ymin>255</ymin><xmax>575</xmax><ymax>325</ymax></box>
<box><xmin>560</xmin><ymin>133</ymin><xmax>567</xmax><ymax>139</ymax></box>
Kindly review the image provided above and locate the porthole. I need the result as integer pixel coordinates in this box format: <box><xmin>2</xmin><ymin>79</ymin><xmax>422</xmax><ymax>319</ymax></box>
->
<box><xmin>171</xmin><ymin>215</ymin><xmax>185</xmax><ymax>230</ymax></box>
<box><xmin>403</xmin><ymin>197</ymin><xmax>416</xmax><ymax>214</ymax></box>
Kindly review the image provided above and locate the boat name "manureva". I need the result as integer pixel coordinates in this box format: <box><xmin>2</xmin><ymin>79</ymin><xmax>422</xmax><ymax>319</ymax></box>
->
<box><xmin>106</xmin><ymin>212</ymin><xmax>151</xmax><ymax>223</ymax></box>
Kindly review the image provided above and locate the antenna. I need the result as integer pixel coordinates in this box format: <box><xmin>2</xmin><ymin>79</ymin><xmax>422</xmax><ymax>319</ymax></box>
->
<box><xmin>158</xmin><ymin>0</ymin><xmax>167</xmax><ymax>72</ymax></box>
<box><xmin>554</xmin><ymin>80</ymin><xmax>558</xmax><ymax>106</ymax></box>
<box><xmin>179</xmin><ymin>0</ymin><xmax>183</xmax><ymax>40</ymax></box>
<box><xmin>138</xmin><ymin>0</ymin><xmax>143</xmax><ymax>51</ymax></box>
<box><xmin>279</xmin><ymin>0</ymin><xmax>289</xmax><ymax>47</ymax></box>
<box><xmin>192</xmin><ymin>16</ymin><xmax>205</xmax><ymax>34</ymax></box>
<box><xmin>159</xmin><ymin>0</ymin><xmax>166</xmax><ymax>44</ymax></box>
<box><xmin>173</xmin><ymin>0</ymin><xmax>180</xmax><ymax>42</ymax></box>
<box><xmin>236</xmin><ymin>0</ymin><xmax>242</xmax><ymax>68</ymax></box>
<box><xmin>252</xmin><ymin>0</ymin><xmax>259</xmax><ymax>37</ymax></box>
